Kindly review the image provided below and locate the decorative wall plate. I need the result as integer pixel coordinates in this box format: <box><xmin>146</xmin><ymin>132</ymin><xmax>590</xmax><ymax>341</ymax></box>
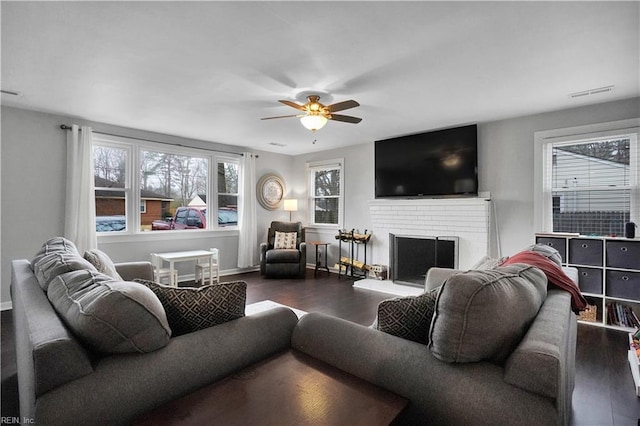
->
<box><xmin>257</xmin><ymin>173</ymin><xmax>285</xmax><ymax>210</ymax></box>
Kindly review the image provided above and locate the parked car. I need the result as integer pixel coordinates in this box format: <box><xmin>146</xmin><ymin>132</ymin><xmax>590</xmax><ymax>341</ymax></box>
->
<box><xmin>96</xmin><ymin>215</ymin><xmax>126</xmax><ymax>232</ymax></box>
<box><xmin>218</xmin><ymin>208</ymin><xmax>238</xmax><ymax>227</ymax></box>
<box><xmin>151</xmin><ymin>207</ymin><xmax>237</xmax><ymax>230</ymax></box>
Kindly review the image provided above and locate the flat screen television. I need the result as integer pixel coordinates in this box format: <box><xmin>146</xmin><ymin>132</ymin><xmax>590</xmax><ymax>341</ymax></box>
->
<box><xmin>375</xmin><ymin>124</ymin><xmax>478</xmax><ymax>198</ymax></box>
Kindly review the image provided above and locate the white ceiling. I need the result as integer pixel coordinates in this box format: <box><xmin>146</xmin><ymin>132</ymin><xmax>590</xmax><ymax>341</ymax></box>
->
<box><xmin>2</xmin><ymin>1</ymin><xmax>639</xmax><ymax>155</ymax></box>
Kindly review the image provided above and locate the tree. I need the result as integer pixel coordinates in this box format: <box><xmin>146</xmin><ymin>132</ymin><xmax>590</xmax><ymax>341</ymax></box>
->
<box><xmin>140</xmin><ymin>150</ymin><xmax>208</xmax><ymax>204</ymax></box>
<box><xmin>557</xmin><ymin>139</ymin><xmax>630</xmax><ymax>164</ymax></box>
<box><xmin>94</xmin><ymin>146</ymin><xmax>125</xmax><ymax>183</ymax></box>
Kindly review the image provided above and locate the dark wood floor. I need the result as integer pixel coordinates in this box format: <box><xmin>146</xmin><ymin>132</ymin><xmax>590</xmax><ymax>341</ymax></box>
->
<box><xmin>2</xmin><ymin>270</ymin><xmax>640</xmax><ymax>425</ymax></box>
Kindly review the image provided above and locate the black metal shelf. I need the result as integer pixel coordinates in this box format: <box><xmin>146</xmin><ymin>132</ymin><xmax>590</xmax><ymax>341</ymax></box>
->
<box><xmin>335</xmin><ymin>229</ymin><xmax>372</xmax><ymax>280</ymax></box>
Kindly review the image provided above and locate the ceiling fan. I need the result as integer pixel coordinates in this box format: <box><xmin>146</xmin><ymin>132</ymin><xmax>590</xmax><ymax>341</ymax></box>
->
<box><xmin>261</xmin><ymin>95</ymin><xmax>362</xmax><ymax>132</ymax></box>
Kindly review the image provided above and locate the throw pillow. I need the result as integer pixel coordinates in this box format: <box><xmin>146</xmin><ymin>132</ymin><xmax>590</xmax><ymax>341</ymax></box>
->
<box><xmin>376</xmin><ymin>286</ymin><xmax>440</xmax><ymax>344</ymax></box>
<box><xmin>47</xmin><ymin>270</ymin><xmax>171</xmax><ymax>354</ymax></box>
<box><xmin>31</xmin><ymin>237</ymin><xmax>79</xmax><ymax>269</ymax></box>
<box><xmin>500</xmin><ymin>251</ymin><xmax>587</xmax><ymax>313</ymax></box>
<box><xmin>135</xmin><ymin>279</ymin><xmax>247</xmax><ymax>336</ymax></box>
<box><xmin>524</xmin><ymin>243</ymin><xmax>563</xmax><ymax>266</ymax></box>
<box><xmin>274</xmin><ymin>231</ymin><xmax>297</xmax><ymax>249</ymax></box>
<box><xmin>428</xmin><ymin>264</ymin><xmax>547</xmax><ymax>364</ymax></box>
<box><xmin>470</xmin><ymin>255</ymin><xmax>507</xmax><ymax>270</ymax></box>
<box><xmin>33</xmin><ymin>251</ymin><xmax>97</xmax><ymax>291</ymax></box>
<box><xmin>84</xmin><ymin>248</ymin><xmax>123</xmax><ymax>281</ymax></box>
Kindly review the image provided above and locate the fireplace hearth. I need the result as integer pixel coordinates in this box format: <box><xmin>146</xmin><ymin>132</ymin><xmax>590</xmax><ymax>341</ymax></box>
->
<box><xmin>390</xmin><ymin>234</ymin><xmax>458</xmax><ymax>287</ymax></box>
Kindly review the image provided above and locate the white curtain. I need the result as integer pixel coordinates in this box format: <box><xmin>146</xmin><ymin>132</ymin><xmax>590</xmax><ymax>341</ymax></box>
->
<box><xmin>237</xmin><ymin>152</ymin><xmax>257</xmax><ymax>268</ymax></box>
<box><xmin>64</xmin><ymin>124</ymin><xmax>97</xmax><ymax>253</ymax></box>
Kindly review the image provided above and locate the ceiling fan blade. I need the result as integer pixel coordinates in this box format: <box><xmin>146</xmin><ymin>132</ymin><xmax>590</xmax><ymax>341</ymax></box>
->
<box><xmin>327</xmin><ymin>100</ymin><xmax>360</xmax><ymax>113</ymax></box>
<box><xmin>329</xmin><ymin>114</ymin><xmax>362</xmax><ymax>124</ymax></box>
<box><xmin>278</xmin><ymin>100</ymin><xmax>306</xmax><ymax>111</ymax></box>
<box><xmin>260</xmin><ymin>114</ymin><xmax>301</xmax><ymax>120</ymax></box>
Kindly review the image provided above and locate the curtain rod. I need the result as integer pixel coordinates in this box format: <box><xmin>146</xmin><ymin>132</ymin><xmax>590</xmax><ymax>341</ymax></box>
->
<box><xmin>59</xmin><ymin>125</ymin><xmax>257</xmax><ymax>157</ymax></box>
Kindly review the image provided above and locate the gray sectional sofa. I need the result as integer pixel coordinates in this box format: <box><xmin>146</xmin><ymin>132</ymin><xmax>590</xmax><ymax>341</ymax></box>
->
<box><xmin>11</xmin><ymin>258</ymin><xmax>298</xmax><ymax>425</ymax></box>
<box><xmin>11</xmin><ymin>240</ymin><xmax>578</xmax><ymax>425</ymax></box>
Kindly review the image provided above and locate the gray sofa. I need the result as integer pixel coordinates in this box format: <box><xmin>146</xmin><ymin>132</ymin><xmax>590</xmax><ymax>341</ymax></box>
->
<box><xmin>293</xmin><ymin>266</ymin><xmax>578</xmax><ymax>426</ymax></box>
<box><xmin>12</xmin><ymin>253</ymin><xmax>577</xmax><ymax>425</ymax></box>
<box><xmin>11</xmin><ymin>258</ymin><xmax>298</xmax><ymax>425</ymax></box>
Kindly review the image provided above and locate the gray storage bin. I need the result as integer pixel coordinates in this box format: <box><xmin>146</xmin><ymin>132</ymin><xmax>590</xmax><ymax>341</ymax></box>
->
<box><xmin>535</xmin><ymin>237</ymin><xmax>567</xmax><ymax>263</ymax></box>
<box><xmin>606</xmin><ymin>270</ymin><xmax>640</xmax><ymax>300</ymax></box>
<box><xmin>577</xmin><ymin>267</ymin><xmax>603</xmax><ymax>295</ymax></box>
<box><xmin>606</xmin><ymin>240</ymin><xmax>640</xmax><ymax>270</ymax></box>
<box><xmin>569</xmin><ymin>238</ymin><xmax>603</xmax><ymax>267</ymax></box>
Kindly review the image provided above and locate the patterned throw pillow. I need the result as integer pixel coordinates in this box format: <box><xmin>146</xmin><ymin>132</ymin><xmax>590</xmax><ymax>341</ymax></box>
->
<box><xmin>273</xmin><ymin>231</ymin><xmax>297</xmax><ymax>249</ymax></box>
<box><xmin>84</xmin><ymin>248</ymin><xmax>123</xmax><ymax>281</ymax></box>
<box><xmin>135</xmin><ymin>279</ymin><xmax>247</xmax><ymax>336</ymax></box>
<box><xmin>376</xmin><ymin>286</ymin><xmax>440</xmax><ymax>344</ymax></box>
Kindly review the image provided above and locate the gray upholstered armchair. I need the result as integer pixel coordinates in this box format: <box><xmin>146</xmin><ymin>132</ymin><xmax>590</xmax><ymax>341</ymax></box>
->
<box><xmin>260</xmin><ymin>221</ymin><xmax>307</xmax><ymax>277</ymax></box>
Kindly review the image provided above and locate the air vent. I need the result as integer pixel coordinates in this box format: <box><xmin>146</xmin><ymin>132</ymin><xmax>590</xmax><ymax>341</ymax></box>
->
<box><xmin>268</xmin><ymin>142</ymin><xmax>287</xmax><ymax>147</ymax></box>
<box><xmin>569</xmin><ymin>85</ymin><xmax>614</xmax><ymax>99</ymax></box>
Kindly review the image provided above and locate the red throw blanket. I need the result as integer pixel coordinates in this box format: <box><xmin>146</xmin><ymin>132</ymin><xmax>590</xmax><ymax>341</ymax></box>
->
<box><xmin>501</xmin><ymin>251</ymin><xmax>587</xmax><ymax>313</ymax></box>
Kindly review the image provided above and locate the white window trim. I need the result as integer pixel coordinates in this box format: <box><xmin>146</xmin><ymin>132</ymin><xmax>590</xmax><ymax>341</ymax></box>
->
<box><xmin>93</xmin><ymin>133</ymin><xmax>242</xmax><ymax>241</ymax></box>
<box><xmin>306</xmin><ymin>158</ymin><xmax>345</xmax><ymax>228</ymax></box>
<box><xmin>534</xmin><ymin>118</ymin><xmax>640</xmax><ymax>233</ymax></box>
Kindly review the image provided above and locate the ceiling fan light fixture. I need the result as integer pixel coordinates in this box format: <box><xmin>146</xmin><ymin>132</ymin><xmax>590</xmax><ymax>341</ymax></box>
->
<box><xmin>300</xmin><ymin>114</ymin><xmax>328</xmax><ymax>132</ymax></box>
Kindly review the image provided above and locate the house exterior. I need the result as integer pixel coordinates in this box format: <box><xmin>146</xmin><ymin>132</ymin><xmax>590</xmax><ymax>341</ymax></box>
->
<box><xmin>94</xmin><ymin>176</ymin><xmax>173</xmax><ymax>228</ymax></box>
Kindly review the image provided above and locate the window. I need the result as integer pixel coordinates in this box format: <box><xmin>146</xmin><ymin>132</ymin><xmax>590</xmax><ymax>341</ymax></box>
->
<box><xmin>537</xmin><ymin>123</ymin><xmax>639</xmax><ymax>237</ymax></box>
<box><xmin>93</xmin><ymin>134</ymin><xmax>241</xmax><ymax>234</ymax></box>
<box><xmin>217</xmin><ymin>160</ymin><xmax>239</xmax><ymax>227</ymax></box>
<box><xmin>307</xmin><ymin>159</ymin><xmax>344</xmax><ymax>226</ymax></box>
<box><xmin>140</xmin><ymin>149</ymin><xmax>208</xmax><ymax>231</ymax></box>
<box><xmin>94</xmin><ymin>144</ymin><xmax>129</xmax><ymax>233</ymax></box>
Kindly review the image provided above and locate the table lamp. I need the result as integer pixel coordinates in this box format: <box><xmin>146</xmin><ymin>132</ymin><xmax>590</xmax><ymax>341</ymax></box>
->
<box><xmin>283</xmin><ymin>199</ymin><xmax>298</xmax><ymax>222</ymax></box>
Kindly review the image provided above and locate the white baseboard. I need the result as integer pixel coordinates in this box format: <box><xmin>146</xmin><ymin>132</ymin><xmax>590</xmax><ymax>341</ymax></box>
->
<box><xmin>1</xmin><ymin>301</ymin><xmax>13</xmax><ymax>311</ymax></box>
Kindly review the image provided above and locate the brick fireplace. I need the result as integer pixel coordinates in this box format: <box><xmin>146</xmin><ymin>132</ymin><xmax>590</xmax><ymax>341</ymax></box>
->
<box><xmin>368</xmin><ymin>198</ymin><xmax>491</xmax><ymax>276</ymax></box>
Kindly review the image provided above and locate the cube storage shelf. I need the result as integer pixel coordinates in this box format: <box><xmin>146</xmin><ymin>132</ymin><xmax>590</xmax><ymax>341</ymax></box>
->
<box><xmin>535</xmin><ymin>233</ymin><xmax>640</xmax><ymax>331</ymax></box>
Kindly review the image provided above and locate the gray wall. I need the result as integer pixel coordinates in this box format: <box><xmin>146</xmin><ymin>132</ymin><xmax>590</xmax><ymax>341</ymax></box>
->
<box><xmin>479</xmin><ymin>97</ymin><xmax>639</xmax><ymax>256</ymax></box>
<box><xmin>2</xmin><ymin>97</ymin><xmax>639</xmax><ymax>307</ymax></box>
<box><xmin>292</xmin><ymin>97</ymin><xmax>640</xmax><ymax>267</ymax></box>
<box><xmin>0</xmin><ymin>106</ymin><xmax>293</xmax><ymax>308</ymax></box>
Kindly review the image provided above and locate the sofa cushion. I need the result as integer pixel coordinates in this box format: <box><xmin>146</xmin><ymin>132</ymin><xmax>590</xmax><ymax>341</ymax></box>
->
<box><xmin>428</xmin><ymin>264</ymin><xmax>547</xmax><ymax>364</ymax></box>
<box><xmin>33</xmin><ymin>251</ymin><xmax>97</xmax><ymax>291</ymax></box>
<box><xmin>376</xmin><ymin>286</ymin><xmax>440</xmax><ymax>344</ymax></box>
<box><xmin>274</xmin><ymin>231</ymin><xmax>298</xmax><ymax>249</ymax></box>
<box><xmin>265</xmin><ymin>249</ymin><xmax>301</xmax><ymax>263</ymax></box>
<box><xmin>84</xmin><ymin>248</ymin><xmax>123</xmax><ymax>280</ymax></box>
<box><xmin>31</xmin><ymin>236</ymin><xmax>79</xmax><ymax>268</ymax></box>
<box><xmin>47</xmin><ymin>270</ymin><xmax>171</xmax><ymax>354</ymax></box>
<box><xmin>135</xmin><ymin>279</ymin><xmax>247</xmax><ymax>336</ymax></box>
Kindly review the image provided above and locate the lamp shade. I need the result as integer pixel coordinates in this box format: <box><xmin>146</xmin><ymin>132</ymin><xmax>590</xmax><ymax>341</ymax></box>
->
<box><xmin>300</xmin><ymin>114</ymin><xmax>328</xmax><ymax>132</ymax></box>
<box><xmin>283</xmin><ymin>199</ymin><xmax>298</xmax><ymax>212</ymax></box>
